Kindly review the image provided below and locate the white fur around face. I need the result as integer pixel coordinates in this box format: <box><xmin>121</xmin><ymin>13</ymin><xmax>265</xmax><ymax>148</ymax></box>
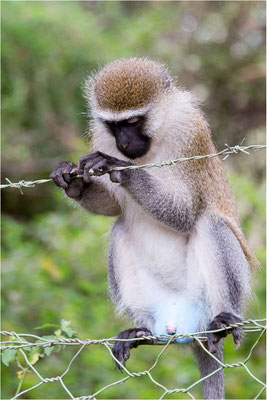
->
<box><xmin>92</xmin><ymin>104</ymin><xmax>152</xmax><ymax>123</ymax></box>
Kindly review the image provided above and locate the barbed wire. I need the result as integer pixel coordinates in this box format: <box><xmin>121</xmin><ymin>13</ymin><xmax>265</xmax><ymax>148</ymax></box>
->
<box><xmin>1</xmin><ymin>143</ymin><xmax>266</xmax><ymax>193</ymax></box>
<box><xmin>1</xmin><ymin>318</ymin><xmax>266</xmax><ymax>400</ymax></box>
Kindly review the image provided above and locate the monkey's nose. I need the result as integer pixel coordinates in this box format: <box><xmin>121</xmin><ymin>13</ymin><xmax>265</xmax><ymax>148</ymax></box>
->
<box><xmin>121</xmin><ymin>142</ymin><xmax>129</xmax><ymax>150</ymax></box>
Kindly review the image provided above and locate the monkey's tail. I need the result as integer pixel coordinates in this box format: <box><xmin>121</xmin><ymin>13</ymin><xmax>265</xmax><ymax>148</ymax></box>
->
<box><xmin>193</xmin><ymin>340</ymin><xmax>225</xmax><ymax>400</ymax></box>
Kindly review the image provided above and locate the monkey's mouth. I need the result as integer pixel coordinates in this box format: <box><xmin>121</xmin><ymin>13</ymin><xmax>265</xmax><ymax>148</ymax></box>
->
<box><xmin>117</xmin><ymin>140</ymin><xmax>151</xmax><ymax>159</ymax></box>
<box><xmin>119</xmin><ymin>147</ymin><xmax>147</xmax><ymax>159</ymax></box>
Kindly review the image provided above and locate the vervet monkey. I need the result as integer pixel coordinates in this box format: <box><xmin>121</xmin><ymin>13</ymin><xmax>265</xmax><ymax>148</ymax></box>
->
<box><xmin>51</xmin><ymin>58</ymin><xmax>255</xmax><ymax>399</ymax></box>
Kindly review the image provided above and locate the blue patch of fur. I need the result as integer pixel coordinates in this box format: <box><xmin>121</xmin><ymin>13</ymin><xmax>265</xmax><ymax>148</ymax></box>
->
<box><xmin>153</xmin><ymin>297</ymin><xmax>206</xmax><ymax>344</ymax></box>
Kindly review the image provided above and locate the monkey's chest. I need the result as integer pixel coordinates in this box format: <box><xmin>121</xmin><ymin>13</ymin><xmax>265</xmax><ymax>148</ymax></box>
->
<box><xmin>132</xmin><ymin>219</ymin><xmax>188</xmax><ymax>288</ymax></box>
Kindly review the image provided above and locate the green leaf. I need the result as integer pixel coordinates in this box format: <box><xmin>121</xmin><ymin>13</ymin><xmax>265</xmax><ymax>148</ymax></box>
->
<box><xmin>63</xmin><ymin>326</ymin><xmax>75</xmax><ymax>338</ymax></box>
<box><xmin>42</xmin><ymin>335</ymin><xmax>57</xmax><ymax>341</ymax></box>
<box><xmin>28</xmin><ymin>347</ymin><xmax>41</xmax><ymax>365</ymax></box>
<box><xmin>29</xmin><ymin>352</ymin><xmax>39</xmax><ymax>365</ymax></box>
<box><xmin>54</xmin><ymin>329</ymin><xmax>62</xmax><ymax>337</ymax></box>
<box><xmin>44</xmin><ymin>346</ymin><xmax>54</xmax><ymax>356</ymax></box>
<box><xmin>61</xmin><ymin>319</ymin><xmax>70</xmax><ymax>329</ymax></box>
<box><xmin>2</xmin><ymin>349</ymin><xmax>17</xmax><ymax>366</ymax></box>
<box><xmin>55</xmin><ymin>345</ymin><xmax>62</xmax><ymax>353</ymax></box>
<box><xmin>61</xmin><ymin>319</ymin><xmax>76</xmax><ymax>337</ymax></box>
<box><xmin>34</xmin><ymin>323</ymin><xmax>60</xmax><ymax>330</ymax></box>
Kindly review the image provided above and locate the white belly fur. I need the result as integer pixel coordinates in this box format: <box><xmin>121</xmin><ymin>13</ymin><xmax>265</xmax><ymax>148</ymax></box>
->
<box><xmin>112</xmin><ymin>203</ymin><xmax>207</xmax><ymax>340</ymax></box>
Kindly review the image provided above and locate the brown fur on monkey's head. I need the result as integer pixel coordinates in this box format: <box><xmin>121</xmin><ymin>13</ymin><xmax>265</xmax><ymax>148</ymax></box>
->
<box><xmin>93</xmin><ymin>58</ymin><xmax>172</xmax><ymax>112</ymax></box>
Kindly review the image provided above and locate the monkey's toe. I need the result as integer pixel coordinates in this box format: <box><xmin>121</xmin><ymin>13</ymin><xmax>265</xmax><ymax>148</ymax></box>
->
<box><xmin>207</xmin><ymin>312</ymin><xmax>242</xmax><ymax>353</ymax></box>
<box><xmin>112</xmin><ymin>328</ymin><xmax>153</xmax><ymax>372</ymax></box>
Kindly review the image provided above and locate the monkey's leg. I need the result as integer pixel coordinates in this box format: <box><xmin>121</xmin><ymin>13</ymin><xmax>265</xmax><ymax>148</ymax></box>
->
<box><xmin>207</xmin><ymin>312</ymin><xmax>242</xmax><ymax>353</ymax></box>
<box><xmin>112</xmin><ymin>328</ymin><xmax>154</xmax><ymax>372</ymax></box>
<box><xmin>195</xmin><ymin>313</ymin><xmax>241</xmax><ymax>399</ymax></box>
<box><xmin>193</xmin><ymin>339</ymin><xmax>224</xmax><ymax>400</ymax></box>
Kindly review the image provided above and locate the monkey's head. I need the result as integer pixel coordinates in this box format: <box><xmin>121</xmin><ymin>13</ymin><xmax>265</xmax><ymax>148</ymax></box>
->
<box><xmin>87</xmin><ymin>58</ymin><xmax>172</xmax><ymax>159</ymax></box>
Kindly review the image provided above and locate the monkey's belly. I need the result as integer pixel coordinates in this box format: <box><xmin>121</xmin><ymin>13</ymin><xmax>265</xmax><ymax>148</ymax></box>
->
<box><xmin>111</xmin><ymin>216</ymin><xmax>207</xmax><ymax>342</ymax></box>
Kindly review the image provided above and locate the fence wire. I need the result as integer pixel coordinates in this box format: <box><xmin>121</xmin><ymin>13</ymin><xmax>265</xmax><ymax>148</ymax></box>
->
<box><xmin>0</xmin><ymin>143</ymin><xmax>266</xmax><ymax>193</ymax></box>
<box><xmin>1</xmin><ymin>318</ymin><xmax>266</xmax><ymax>400</ymax></box>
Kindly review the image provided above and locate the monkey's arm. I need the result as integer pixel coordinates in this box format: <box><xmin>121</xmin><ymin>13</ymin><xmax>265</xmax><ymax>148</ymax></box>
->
<box><xmin>118</xmin><ymin>167</ymin><xmax>197</xmax><ymax>232</ymax></box>
<box><xmin>73</xmin><ymin>152</ymin><xmax>198</xmax><ymax>232</ymax></box>
<box><xmin>69</xmin><ymin>178</ymin><xmax>121</xmax><ymax>216</ymax></box>
<box><xmin>50</xmin><ymin>161</ymin><xmax>121</xmax><ymax>217</ymax></box>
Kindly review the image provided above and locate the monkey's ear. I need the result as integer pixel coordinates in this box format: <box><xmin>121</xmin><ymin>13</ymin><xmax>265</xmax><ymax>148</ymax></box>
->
<box><xmin>160</xmin><ymin>70</ymin><xmax>171</xmax><ymax>88</ymax></box>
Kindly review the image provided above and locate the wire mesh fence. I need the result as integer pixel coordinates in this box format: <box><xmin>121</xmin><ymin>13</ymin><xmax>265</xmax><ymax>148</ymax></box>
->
<box><xmin>1</xmin><ymin>318</ymin><xmax>266</xmax><ymax>399</ymax></box>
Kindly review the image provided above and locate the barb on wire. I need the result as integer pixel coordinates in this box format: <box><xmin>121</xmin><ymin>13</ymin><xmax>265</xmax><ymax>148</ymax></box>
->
<box><xmin>0</xmin><ymin>178</ymin><xmax>52</xmax><ymax>194</ymax></box>
<box><xmin>1</xmin><ymin>142</ymin><xmax>266</xmax><ymax>192</ymax></box>
<box><xmin>1</xmin><ymin>318</ymin><xmax>266</xmax><ymax>400</ymax></box>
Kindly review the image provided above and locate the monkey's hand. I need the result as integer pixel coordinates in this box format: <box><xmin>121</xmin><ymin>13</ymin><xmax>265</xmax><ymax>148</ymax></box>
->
<box><xmin>112</xmin><ymin>328</ymin><xmax>154</xmax><ymax>372</ymax></box>
<box><xmin>50</xmin><ymin>161</ymin><xmax>87</xmax><ymax>199</ymax></box>
<box><xmin>72</xmin><ymin>152</ymin><xmax>132</xmax><ymax>183</ymax></box>
<box><xmin>207</xmin><ymin>312</ymin><xmax>242</xmax><ymax>353</ymax></box>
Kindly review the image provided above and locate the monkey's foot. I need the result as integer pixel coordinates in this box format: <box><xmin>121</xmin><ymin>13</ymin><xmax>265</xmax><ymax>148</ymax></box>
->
<box><xmin>112</xmin><ymin>327</ymin><xmax>154</xmax><ymax>372</ymax></box>
<box><xmin>207</xmin><ymin>312</ymin><xmax>242</xmax><ymax>353</ymax></box>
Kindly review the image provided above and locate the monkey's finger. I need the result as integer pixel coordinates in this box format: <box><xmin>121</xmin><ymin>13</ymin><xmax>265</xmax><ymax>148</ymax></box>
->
<box><xmin>90</xmin><ymin>160</ymin><xmax>110</xmax><ymax>176</ymax></box>
<box><xmin>112</xmin><ymin>344</ymin><xmax>126</xmax><ymax>373</ymax></box>
<box><xmin>118</xmin><ymin>345</ymin><xmax>129</xmax><ymax>365</ymax></box>
<box><xmin>117</xmin><ymin>354</ymin><xmax>126</xmax><ymax>372</ymax></box>
<box><xmin>83</xmin><ymin>156</ymin><xmax>104</xmax><ymax>181</ymax></box>
<box><xmin>220</xmin><ymin>328</ymin><xmax>228</xmax><ymax>338</ymax></box>
<box><xmin>207</xmin><ymin>334</ymin><xmax>220</xmax><ymax>353</ymax></box>
<box><xmin>65</xmin><ymin>179</ymin><xmax>84</xmax><ymax>199</ymax></box>
<box><xmin>62</xmin><ymin>172</ymin><xmax>72</xmax><ymax>183</ymax></box>
<box><xmin>110</xmin><ymin>170</ymin><xmax>122</xmax><ymax>183</ymax></box>
<box><xmin>232</xmin><ymin>327</ymin><xmax>242</xmax><ymax>349</ymax></box>
<box><xmin>116</xmin><ymin>362</ymin><xmax>124</xmax><ymax>373</ymax></box>
<box><xmin>50</xmin><ymin>162</ymin><xmax>77</xmax><ymax>188</ymax></box>
<box><xmin>209</xmin><ymin>320</ymin><xmax>228</xmax><ymax>338</ymax></box>
<box><xmin>115</xmin><ymin>351</ymin><xmax>124</xmax><ymax>372</ymax></box>
<box><xmin>78</xmin><ymin>156</ymin><xmax>103</xmax><ymax>176</ymax></box>
<box><xmin>50</xmin><ymin>173</ymin><xmax>68</xmax><ymax>189</ymax></box>
<box><xmin>123</xmin><ymin>346</ymin><xmax>131</xmax><ymax>362</ymax></box>
<box><xmin>77</xmin><ymin>152</ymin><xmax>104</xmax><ymax>172</ymax></box>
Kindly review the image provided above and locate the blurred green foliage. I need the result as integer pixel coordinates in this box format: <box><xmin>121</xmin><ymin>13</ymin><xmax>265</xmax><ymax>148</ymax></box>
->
<box><xmin>2</xmin><ymin>1</ymin><xmax>265</xmax><ymax>399</ymax></box>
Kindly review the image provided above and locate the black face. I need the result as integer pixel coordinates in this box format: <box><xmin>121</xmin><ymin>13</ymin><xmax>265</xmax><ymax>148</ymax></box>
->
<box><xmin>104</xmin><ymin>116</ymin><xmax>151</xmax><ymax>159</ymax></box>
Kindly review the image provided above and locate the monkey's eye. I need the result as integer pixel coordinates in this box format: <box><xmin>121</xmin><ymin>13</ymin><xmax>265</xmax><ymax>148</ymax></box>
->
<box><xmin>106</xmin><ymin>121</ymin><xmax>116</xmax><ymax>129</ymax></box>
<box><xmin>127</xmin><ymin>117</ymin><xmax>140</xmax><ymax>124</ymax></box>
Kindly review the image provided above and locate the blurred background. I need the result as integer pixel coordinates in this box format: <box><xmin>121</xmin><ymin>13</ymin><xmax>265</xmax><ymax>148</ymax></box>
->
<box><xmin>2</xmin><ymin>1</ymin><xmax>266</xmax><ymax>399</ymax></box>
